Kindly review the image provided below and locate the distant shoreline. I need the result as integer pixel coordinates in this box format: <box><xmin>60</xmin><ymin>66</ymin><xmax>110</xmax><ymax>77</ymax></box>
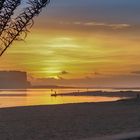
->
<box><xmin>51</xmin><ymin>90</ymin><xmax>140</xmax><ymax>98</ymax></box>
<box><xmin>0</xmin><ymin>94</ymin><xmax>27</xmax><ymax>97</ymax></box>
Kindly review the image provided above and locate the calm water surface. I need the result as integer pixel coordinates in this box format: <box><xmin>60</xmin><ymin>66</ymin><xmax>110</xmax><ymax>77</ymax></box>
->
<box><xmin>0</xmin><ymin>88</ymin><xmax>126</xmax><ymax>108</ymax></box>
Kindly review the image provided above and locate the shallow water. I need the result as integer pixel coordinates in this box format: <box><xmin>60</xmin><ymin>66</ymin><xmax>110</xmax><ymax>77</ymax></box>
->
<box><xmin>0</xmin><ymin>88</ymin><xmax>126</xmax><ymax>108</ymax></box>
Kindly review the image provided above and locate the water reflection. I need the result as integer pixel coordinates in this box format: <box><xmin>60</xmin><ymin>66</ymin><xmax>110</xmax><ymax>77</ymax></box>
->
<box><xmin>0</xmin><ymin>88</ymin><xmax>123</xmax><ymax>108</ymax></box>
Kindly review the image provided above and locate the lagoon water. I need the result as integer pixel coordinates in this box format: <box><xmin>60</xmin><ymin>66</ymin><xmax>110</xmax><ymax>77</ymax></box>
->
<box><xmin>0</xmin><ymin>88</ymin><xmax>125</xmax><ymax>108</ymax></box>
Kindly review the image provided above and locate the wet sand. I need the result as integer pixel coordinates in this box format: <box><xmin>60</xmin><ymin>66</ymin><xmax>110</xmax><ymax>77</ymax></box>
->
<box><xmin>0</xmin><ymin>98</ymin><xmax>140</xmax><ymax>140</ymax></box>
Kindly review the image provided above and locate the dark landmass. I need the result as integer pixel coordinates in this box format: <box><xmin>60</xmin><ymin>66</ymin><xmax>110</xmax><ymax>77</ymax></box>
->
<box><xmin>0</xmin><ymin>71</ymin><xmax>31</xmax><ymax>89</ymax></box>
<box><xmin>51</xmin><ymin>90</ymin><xmax>140</xmax><ymax>98</ymax></box>
<box><xmin>31</xmin><ymin>86</ymin><xmax>140</xmax><ymax>90</ymax></box>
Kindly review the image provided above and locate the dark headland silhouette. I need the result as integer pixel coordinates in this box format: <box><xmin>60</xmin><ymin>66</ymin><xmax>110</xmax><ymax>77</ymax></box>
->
<box><xmin>0</xmin><ymin>71</ymin><xmax>31</xmax><ymax>89</ymax></box>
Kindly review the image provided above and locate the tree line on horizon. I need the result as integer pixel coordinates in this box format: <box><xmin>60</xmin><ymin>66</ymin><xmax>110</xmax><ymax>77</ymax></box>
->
<box><xmin>0</xmin><ymin>0</ymin><xmax>50</xmax><ymax>56</ymax></box>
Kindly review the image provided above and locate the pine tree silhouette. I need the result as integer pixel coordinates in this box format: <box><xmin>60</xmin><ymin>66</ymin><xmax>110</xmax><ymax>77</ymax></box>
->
<box><xmin>0</xmin><ymin>0</ymin><xmax>50</xmax><ymax>56</ymax></box>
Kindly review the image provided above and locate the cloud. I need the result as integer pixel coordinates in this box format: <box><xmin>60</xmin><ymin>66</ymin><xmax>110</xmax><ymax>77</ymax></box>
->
<box><xmin>93</xmin><ymin>72</ymin><xmax>101</xmax><ymax>76</ymax></box>
<box><xmin>60</xmin><ymin>70</ymin><xmax>69</xmax><ymax>75</ymax></box>
<box><xmin>87</xmin><ymin>72</ymin><xmax>102</xmax><ymax>77</ymax></box>
<box><xmin>131</xmin><ymin>71</ymin><xmax>140</xmax><ymax>75</ymax></box>
<box><xmin>59</xmin><ymin>21</ymin><xmax>131</xmax><ymax>30</ymax></box>
<box><xmin>56</xmin><ymin>71</ymin><xmax>70</xmax><ymax>79</ymax></box>
<box><xmin>83</xmin><ymin>22</ymin><xmax>130</xmax><ymax>29</ymax></box>
<box><xmin>57</xmin><ymin>76</ymin><xmax>64</xmax><ymax>80</ymax></box>
<box><xmin>32</xmin><ymin>74</ymin><xmax>140</xmax><ymax>88</ymax></box>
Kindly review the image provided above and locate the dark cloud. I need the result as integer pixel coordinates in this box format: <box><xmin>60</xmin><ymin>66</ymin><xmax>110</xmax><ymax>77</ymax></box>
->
<box><xmin>131</xmin><ymin>71</ymin><xmax>140</xmax><ymax>75</ymax></box>
<box><xmin>94</xmin><ymin>72</ymin><xmax>101</xmax><ymax>76</ymax></box>
<box><xmin>60</xmin><ymin>70</ymin><xmax>69</xmax><ymax>75</ymax></box>
<box><xmin>56</xmin><ymin>71</ymin><xmax>70</xmax><ymax>79</ymax></box>
<box><xmin>87</xmin><ymin>72</ymin><xmax>102</xmax><ymax>76</ymax></box>
<box><xmin>57</xmin><ymin>76</ymin><xmax>64</xmax><ymax>80</ymax></box>
<box><xmin>32</xmin><ymin>74</ymin><xmax>140</xmax><ymax>88</ymax></box>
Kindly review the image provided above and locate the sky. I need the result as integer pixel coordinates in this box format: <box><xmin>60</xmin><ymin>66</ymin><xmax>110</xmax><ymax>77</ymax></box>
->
<box><xmin>1</xmin><ymin>0</ymin><xmax>140</xmax><ymax>87</ymax></box>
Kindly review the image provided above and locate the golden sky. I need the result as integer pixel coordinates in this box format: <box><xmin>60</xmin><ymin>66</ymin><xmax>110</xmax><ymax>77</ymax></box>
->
<box><xmin>1</xmin><ymin>0</ymin><xmax>140</xmax><ymax>87</ymax></box>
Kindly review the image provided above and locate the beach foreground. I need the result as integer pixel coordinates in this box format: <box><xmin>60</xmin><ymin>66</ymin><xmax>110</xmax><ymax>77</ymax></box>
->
<box><xmin>0</xmin><ymin>98</ymin><xmax>140</xmax><ymax>140</ymax></box>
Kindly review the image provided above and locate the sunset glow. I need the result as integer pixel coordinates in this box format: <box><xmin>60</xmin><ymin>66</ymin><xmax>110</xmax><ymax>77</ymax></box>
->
<box><xmin>1</xmin><ymin>0</ymin><xmax>140</xmax><ymax>87</ymax></box>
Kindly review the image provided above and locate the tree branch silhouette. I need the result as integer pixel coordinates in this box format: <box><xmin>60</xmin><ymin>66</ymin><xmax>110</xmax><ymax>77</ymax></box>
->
<box><xmin>0</xmin><ymin>0</ymin><xmax>21</xmax><ymax>35</ymax></box>
<box><xmin>0</xmin><ymin>0</ymin><xmax>50</xmax><ymax>56</ymax></box>
<box><xmin>0</xmin><ymin>0</ymin><xmax>5</xmax><ymax>10</ymax></box>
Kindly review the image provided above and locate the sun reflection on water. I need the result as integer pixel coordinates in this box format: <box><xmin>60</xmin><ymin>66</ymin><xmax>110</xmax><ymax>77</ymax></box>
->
<box><xmin>0</xmin><ymin>88</ymin><xmax>122</xmax><ymax>108</ymax></box>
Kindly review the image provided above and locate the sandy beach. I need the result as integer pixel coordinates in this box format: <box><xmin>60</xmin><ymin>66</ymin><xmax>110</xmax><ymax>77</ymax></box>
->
<box><xmin>0</xmin><ymin>98</ymin><xmax>140</xmax><ymax>140</ymax></box>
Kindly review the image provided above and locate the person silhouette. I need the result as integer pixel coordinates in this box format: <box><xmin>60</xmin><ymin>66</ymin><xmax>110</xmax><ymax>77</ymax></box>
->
<box><xmin>136</xmin><ymin>94</ymin><xmax>139</xmax><ymax>99</ymax></box>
